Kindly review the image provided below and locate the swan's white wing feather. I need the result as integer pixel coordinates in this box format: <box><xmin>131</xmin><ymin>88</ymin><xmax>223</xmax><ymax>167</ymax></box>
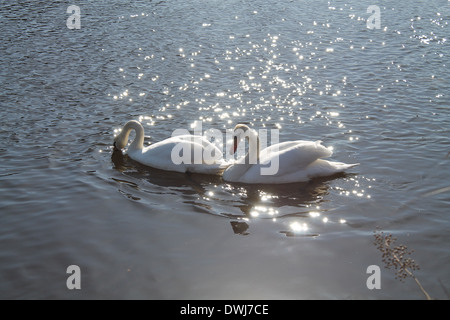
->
<box><xmin>174</xmin><ymin>135</ymin><xmax>222</xmax><ymax>155</ymax></box>
<box><xmin>235</xmin><ymin>159</ymin><xmax>358</xmax><ymax>184</ymax></box>
<box><xmin>259</xmin><ymin>140</ymin><xmax>332</xmax><ymax>176</ymax></box>
<box><xmin>129</xmin><ymin>136</ymin><xmax>227</xmax><ymax>174</ymax></box>
<box><xmin>223</xmin><ymin>140</ymin><xmax>358</xmax><ymax>184</ymax></box>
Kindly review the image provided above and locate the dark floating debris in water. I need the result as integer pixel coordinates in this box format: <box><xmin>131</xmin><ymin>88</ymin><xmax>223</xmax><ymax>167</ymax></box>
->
<box><xmin>230</xmin><ymin>221</ymin><xmax>250</xmax><ymax>235</ymax></box>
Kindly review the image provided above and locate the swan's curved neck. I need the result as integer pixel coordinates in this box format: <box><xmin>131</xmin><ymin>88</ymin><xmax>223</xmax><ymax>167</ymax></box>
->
<box><xmin>245</xmin><ymin>129</ymin><xmax>260</xmax><ymax>164</ymax></box>
<box><xmin>119</xmin><ymin>120</ymin><xmax>145</xmax><ymax>151</ymax></box>
<box><xmin>223</xmin><ymin>127</ymin><xmax>260</xmax><ymax>181</ymax></box>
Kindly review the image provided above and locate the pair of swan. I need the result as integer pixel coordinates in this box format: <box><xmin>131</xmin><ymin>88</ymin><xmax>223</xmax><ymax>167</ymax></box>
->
<box><xmin>113</xmin><ymin>120</ymin><xmax>358</xmax><ymax>184</ymax></box>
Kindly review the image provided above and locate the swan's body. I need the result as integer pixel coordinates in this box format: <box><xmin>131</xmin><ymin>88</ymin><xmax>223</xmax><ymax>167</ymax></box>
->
<box><xmin>113</xmin><ymin>120</ymin><xmax>228</xmax><ymax>174</ymax></box>
<box><xmin>222</xmin><ymin>124</ymin><xmax>359</xmax><ymax>184</ymax></box>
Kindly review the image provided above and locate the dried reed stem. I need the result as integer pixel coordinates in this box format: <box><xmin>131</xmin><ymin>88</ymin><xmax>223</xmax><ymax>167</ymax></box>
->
<box><xmin>374</xmin><ymin>229</ymin><xmax>432</xmax><ymax>300</ymax></box>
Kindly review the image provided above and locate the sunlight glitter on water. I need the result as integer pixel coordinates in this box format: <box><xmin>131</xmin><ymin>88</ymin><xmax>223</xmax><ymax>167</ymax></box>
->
<box><xmin>2</xmin><ymin>0</ymin><xmax>449</xmax><ymax>300</ymax></box>
<box><xmin>290</xmin><ymin>221</ymin><xmax>309</xmax><ymax>232</ymax></box>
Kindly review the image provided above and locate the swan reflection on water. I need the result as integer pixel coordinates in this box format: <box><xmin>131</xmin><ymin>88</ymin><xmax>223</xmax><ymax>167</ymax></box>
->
<box><xmin>112</xmin><ymin>148</ymin><xmax>351</xmax><ymax>237</ymax></box>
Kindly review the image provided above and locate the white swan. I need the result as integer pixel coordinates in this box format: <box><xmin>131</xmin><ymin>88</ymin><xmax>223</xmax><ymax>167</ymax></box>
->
<box><xmin>113</xmin><ymin>120</ymin><xmax>228</xmax><ymax>174</ymax></box>
<box><xmin>222</xmin><ymin>124</ymin><xmax>359</xmax><ymax>184</ymax></box>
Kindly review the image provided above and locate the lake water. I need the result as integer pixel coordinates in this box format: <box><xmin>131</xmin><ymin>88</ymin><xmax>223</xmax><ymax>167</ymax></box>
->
<box><xmin>0</xmin><ymin>0</ymin><xmax>449</xmax><ymax>299</ymax></box>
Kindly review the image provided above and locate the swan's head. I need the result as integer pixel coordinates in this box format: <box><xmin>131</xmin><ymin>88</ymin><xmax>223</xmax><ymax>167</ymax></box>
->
<box><xmin>113</xmin><ymin>120</ymin><xmax>144</xmax><ymax>150</ymax></box>
<box><xmin>230</xmin><ymin>124</ymin><xmax>258</xmax><ymax>155</ymax></box>
<box><xmin>113</xmin><ymin>130</ymin><xmax>127</xmax><ymax>150</ymax></box>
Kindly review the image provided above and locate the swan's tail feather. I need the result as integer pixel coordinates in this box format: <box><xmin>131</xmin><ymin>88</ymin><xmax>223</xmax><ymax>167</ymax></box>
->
<box><xmin>306</xmin><ymin>160</ymin><xmax>359</xmax><ymax>179</ymax></box>
<box><xmin>333</xmin><ymin>162</ymin><xmax>359</xmax><ymax>170</ymax></box>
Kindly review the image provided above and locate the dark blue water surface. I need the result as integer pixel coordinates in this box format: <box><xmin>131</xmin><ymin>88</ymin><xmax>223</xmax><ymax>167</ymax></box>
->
<box><xmin>0</xmin><ymin>0</ymin><xmax>449</xmax><ymax>299</ymax></box>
